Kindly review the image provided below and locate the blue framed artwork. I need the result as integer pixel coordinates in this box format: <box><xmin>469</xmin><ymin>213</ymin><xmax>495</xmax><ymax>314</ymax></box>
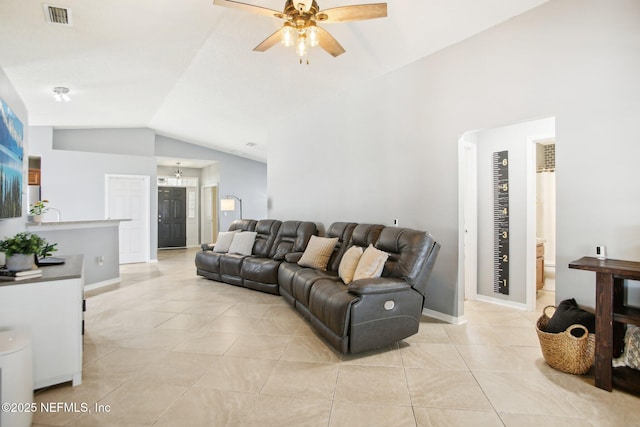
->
<box><xmin>0</xmin><ymin>96</ymin><xmax>24</xmax><ymax>219</ymax></box>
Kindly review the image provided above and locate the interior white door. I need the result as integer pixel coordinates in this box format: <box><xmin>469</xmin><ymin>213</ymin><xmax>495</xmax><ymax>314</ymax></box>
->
<box><xmin>106</xmin><ymin>175</ymin><xmax>150</xmax><ymax>264</ymax></box>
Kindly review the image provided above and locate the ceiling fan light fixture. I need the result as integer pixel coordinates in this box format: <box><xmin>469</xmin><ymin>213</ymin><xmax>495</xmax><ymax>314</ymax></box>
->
<box><xmin>282</xmin><ymin>22</ymin><xmax>295</xmax><ymax>47</ymax></box>
<box><xmin>306</xmin><ymin>22</ymin><xmax>319</xmax><ymax>47</ymax></box>
<box><xmin>213</xmin><ymin>0</ymin><xmax>387</xmax><ymax>62</ymax></box>
<box><xmin>296</xmin><ymin>33</ymin><xmax>308</xmax><ymax>57</ymax></box>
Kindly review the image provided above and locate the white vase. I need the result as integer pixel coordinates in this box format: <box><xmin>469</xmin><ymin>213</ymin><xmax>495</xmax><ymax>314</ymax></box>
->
<box><xmin>33</xmin><ymin>214</ymin><xmax>43</xmax><ymax>223</ymax></box>
<box><xmin>6</xmin><ymin>253</ymin><xmax>36</xmax><ymax>272</ymax></box>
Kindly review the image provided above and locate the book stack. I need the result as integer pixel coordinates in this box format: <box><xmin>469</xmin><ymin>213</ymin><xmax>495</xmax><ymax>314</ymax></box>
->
<box><xmin>0</xmin><ymin>268</ymin><xmax>43</xmax><ymax>281</ymax></box>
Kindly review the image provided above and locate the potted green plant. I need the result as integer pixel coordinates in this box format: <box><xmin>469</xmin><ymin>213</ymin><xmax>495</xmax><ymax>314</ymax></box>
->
<box><xmin>0</xmin><ymin>232</ymin><xmax>52</xmax><ymax>271</ymax></box>
<box><xmin>29</xmin><ymin>200</ymin><xmax>49</xmax><ymax>223</ymax></box>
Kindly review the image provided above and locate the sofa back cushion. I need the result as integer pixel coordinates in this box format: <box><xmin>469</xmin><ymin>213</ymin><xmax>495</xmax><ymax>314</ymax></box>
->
<box><xmin>228</xmin><ymin>219</ymin><xmax>257</xmax><ymax>232</ymax></box>
<box><xmin>269</xmin><ymin>221</ymin><xmax>318</xmax><ymax>260</ymax></box>
<box><xmin>323</xmin><ymin>222</ymin><xmax>358</xmax><ymax>272</ymax></box>
<box><xmin>375</xmin><ymin>227</ymin><xmax>439</xmax><ymax>296</ymax></box>
<box><xmin>349</xmin><ymin>224</ymin><xmax>384</xmax><ymax>248</ymax></box>
<box><xmin>252</xmin><ymin>219</ymin><xmax>282</xmax><ymax>257</ymax></box>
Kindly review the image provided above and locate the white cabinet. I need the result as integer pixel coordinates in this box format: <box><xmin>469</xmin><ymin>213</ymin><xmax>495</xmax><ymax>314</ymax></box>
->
<box><xmin>0</xmin><ymin>255</ymin><xmax>83</xmax><ymax>389</ymax></box>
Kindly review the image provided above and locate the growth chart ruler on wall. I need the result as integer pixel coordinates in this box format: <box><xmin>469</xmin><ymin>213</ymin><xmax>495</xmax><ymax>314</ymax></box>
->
<box><xmin>493</xmin><ymin>150</ymin><xmax>509</xmax><ymax>295</ymax></box>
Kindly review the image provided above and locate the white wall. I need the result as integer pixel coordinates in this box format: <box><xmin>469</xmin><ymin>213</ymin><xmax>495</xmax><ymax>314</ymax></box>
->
<box><xmin>268</xmin><ymin>0</ymin><xmax>640</xmax><ymax>318</ymax></box>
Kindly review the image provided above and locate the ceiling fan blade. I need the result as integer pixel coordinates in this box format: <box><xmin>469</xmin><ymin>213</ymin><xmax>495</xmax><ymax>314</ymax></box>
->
<box><xmin>213</xmin><ymin>0</ymin><xmax>282</xmax><ymax>19</ymax></box>
<box><xmin>317</xmin><ymin>27</ymin><xmax>345</xmax><ymax>57</ymax></box>
<box><xmin>253</xmin><ymin>28</ymin><xmax>284</xmax><ymax>52</ymax></box>
<box><xmin>317</xmin><ymin>3</ymin><xmax>387</xmax><ymax>23</ymax></box>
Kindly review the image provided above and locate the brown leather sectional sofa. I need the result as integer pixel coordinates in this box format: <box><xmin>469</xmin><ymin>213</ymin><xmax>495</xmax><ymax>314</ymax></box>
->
<box><xmin>195</xmin><ymin>219</ymin><xmax>440</xmax><ymax>354</ymax></box>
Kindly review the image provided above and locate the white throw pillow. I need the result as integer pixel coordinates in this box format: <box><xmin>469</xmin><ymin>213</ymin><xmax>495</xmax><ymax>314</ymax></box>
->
<box><xmin>338</xmin><ymin>245</ymin><xmax>364</xmax><ymax>284</ymax></box>
<box><xmin>212</xmin><ymin>230</ymin><xmax>239</xmax><ymax>253</ymax></box>
<box><xmin>227</xmin><ymin>231</ymin><xmax>257</xmax><ymax>256</ymax></box>
<box><xmin>297</xmin><ymin>235</ymin><xmax>339</xmax><ymax>271</ymax></box>
<box><xmin>353</xmin><ymin>244</ymin><xmax>388</xmax><ymax>281</ymax></box>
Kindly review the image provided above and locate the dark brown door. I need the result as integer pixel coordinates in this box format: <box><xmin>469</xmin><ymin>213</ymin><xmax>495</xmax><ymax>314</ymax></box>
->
<box><xmin>158</xmin><ymin>187</ymin><xmax>186</xmax><ymax>248</ymax></box>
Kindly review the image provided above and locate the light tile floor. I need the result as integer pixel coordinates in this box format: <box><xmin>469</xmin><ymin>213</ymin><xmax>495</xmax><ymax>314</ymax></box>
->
<box><xmin>32</xmin><ymin>249</ymin><xmax>640</xmax><ymax>426</ymax></box>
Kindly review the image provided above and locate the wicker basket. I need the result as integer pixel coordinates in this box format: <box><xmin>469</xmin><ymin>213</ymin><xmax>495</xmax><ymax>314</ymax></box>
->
<box><xmin>535</xmin><ymin>305</ymin><xmax>596</xmax><ymax>375</ymax></box>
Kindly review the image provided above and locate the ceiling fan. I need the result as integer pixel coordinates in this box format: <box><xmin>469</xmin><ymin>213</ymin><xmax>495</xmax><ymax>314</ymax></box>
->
<box><xmin>213</xmin><ymin>0</ymin><xmax>387</xmax><ymax>62</ymax></box>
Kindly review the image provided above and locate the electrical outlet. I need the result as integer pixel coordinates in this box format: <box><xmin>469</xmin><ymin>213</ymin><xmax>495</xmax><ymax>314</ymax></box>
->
<box><xmin>393</xmin><ymin>219</ymin><xmax>399</xmax><ymax>227</ymax></box>
<box><xmin>97</xmin><ymin>256</ymin><xmax>104</xmax><ymax>266</ymax></box>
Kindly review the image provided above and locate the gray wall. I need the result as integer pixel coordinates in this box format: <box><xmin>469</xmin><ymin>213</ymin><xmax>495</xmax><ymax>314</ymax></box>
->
<box><xmin>268</xmin><ymin>0</ymin><xmax>640</xmax><ymax>318</ymax></box>
<box><xmin>155</xmin><ymin>135</ymin><xmax>268</xmax><ymax>232</ymax></box>
<box><xmin>34</xmin><ymin>226</ymin><xmax>120</xmax><ymax>286</ymax></box>
<box><xmin>0</xmin><ymin>66</ymin><xmax>29</xmax><ymax>239</ymax></box>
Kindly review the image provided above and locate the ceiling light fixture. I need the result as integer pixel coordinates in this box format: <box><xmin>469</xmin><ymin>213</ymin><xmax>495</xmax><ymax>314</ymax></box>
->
<box><xmin>52</xmin><ymin>86</ymin><xmax>71</xmax><ymax>102</ymax></box>
<box><xmin>213</xmin><ymin>0</ymin><xmax>387</xmax><ymax>65</ymax></box>
<box><xmin>174</xmin><ymin>162</ymin><xmax>183</xmax><ymax>178</ymax></box>
<box><xmin>285</xmin><ymin>3</ymin><xmax>322</xmax><ymax>64</ymax></box>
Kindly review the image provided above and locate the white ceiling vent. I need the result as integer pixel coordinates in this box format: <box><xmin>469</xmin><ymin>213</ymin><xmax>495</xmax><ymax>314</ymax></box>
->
<box><xmin>43</xmin><ymin>4</ymin><xmax>73</xmax><ymax>26</ymax></box>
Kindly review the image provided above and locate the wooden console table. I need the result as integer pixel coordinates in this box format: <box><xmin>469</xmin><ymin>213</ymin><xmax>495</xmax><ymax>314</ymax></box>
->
<box><xmin>569</xmin><ymin>256</ymin><xmax>640</xmax><ymax>393</ymax></box>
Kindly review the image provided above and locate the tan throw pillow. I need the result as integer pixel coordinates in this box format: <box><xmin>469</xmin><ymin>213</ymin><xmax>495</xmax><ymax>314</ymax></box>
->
<box><xmin>212</xmin><ymin>230</ymin><xmax>239</xmax><ymax>253</ymax></box>
<box><xmin>353</xmin><ymin>244</ymin><xmax>388</xmax><ymax>281</ymax></box>
<box><xmin>228</xmin><ymin>231</ymin><xmax>257</xmax><ymax>256</ymax></box>
<box><xmin>297</xmin><ymin>235</ymin><xmax>339</xmax><ymax>271</ymax></box>
<box><xmin>339</xmin><ymin>245</ymin><xmax>364</xmax><ymax>284</ymax></box>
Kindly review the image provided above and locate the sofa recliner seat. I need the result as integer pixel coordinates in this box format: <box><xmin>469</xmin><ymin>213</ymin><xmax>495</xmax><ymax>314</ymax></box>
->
<box><xmin>195</xmin><ymin>219</ymin><xmax>257</xmax><ymax>282</ymax></box>
<box><xmin>278</xmin><ymin>222</ymin><xmax>358</xmax><ymax>310</ymax></box>
<box><xmin>305</xmin><ymin>226</ymin><xmax>439</xmax><ymax>353</ymax></box>
<box><xmin>218</xmin><ymin>219</ymin><xmax>282</xmax><ymax>287</ymax></box>
<box><xmin>196</xmin><ymin>219</ymin><xmax>318</xmax><ymax>295</ymax></box>
<box><xmin>241</xmin><ymin>220</ymin><xmax>317</xmax><ymax>294</ymax></box>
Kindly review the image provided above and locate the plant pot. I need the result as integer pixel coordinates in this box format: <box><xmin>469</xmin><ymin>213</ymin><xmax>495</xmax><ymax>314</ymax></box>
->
<box><xmin>32</xmin><ymin>214</ymin><xmax>43</xmax><ymax>223</ymax></box>
<box><xmin>6</xmin><ymin>253</ymin><xmax>36</xmax><ymax>272</ymax></box>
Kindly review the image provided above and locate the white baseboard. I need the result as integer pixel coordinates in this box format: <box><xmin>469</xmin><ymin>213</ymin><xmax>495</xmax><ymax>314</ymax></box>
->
<box><xmin>474</xmin><ymin>294</ymin><xmax>528</xmax><ymax>311</ymax></box>
<box><xmin>422</xmin><ymin>308</ymin><xmax>468</xmax><ymax>325</ymax></box>
<box><xmin>84</xmin><ymin>277</ymin><xmax>121</xmax><ymax>291</ymax></box>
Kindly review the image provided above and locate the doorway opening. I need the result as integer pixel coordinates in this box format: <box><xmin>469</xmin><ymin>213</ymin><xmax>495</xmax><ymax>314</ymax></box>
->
<box><xmin>459</xmin><ymin>117</ymin><xmax>556</xmax><ymax>314</ymax></box>
<box><xmin>534</xmin><ymin>138</ymin><xmax>556</xmax><ymax>310</ymax></box>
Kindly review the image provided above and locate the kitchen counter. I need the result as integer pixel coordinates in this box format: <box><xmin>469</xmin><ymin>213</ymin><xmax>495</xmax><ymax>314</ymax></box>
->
<box><xmin>26</xmin><ymin>219</ymin><xmax>129</xmax><ymax>231</ymax></box>
<box><xmin>25</xmin><ymin>220</ymin><xmax>127</xmax><ymax>288</ymax></box>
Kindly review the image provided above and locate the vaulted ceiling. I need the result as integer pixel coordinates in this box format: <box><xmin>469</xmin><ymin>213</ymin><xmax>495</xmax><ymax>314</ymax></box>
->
<box><xmin>0</xmin><ymin>0</ymin><xmax>548</xmax><ymax>162</ymax></box>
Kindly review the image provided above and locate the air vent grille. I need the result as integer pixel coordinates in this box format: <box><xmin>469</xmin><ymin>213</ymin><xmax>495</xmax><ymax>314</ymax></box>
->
<box><xmin>43</xmin><ymin>4</ymin><xmax>72</xmax><ymax>25</ymax></box>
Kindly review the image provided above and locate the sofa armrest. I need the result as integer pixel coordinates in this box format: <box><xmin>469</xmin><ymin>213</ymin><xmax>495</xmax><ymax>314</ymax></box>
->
<box><xmin>284</xmin><ymin>252</ymin><xmax>304</xmax><ymax>263</ymax></box>
<box><xmin>201</xmin><ymin>243</ymin><xmax>214</xmax><ymax>251</ymax></box>
<box><xmin>347</xmin><ymin>278</ymin><xmax>412</xmax><ymax>296</ymax></box>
